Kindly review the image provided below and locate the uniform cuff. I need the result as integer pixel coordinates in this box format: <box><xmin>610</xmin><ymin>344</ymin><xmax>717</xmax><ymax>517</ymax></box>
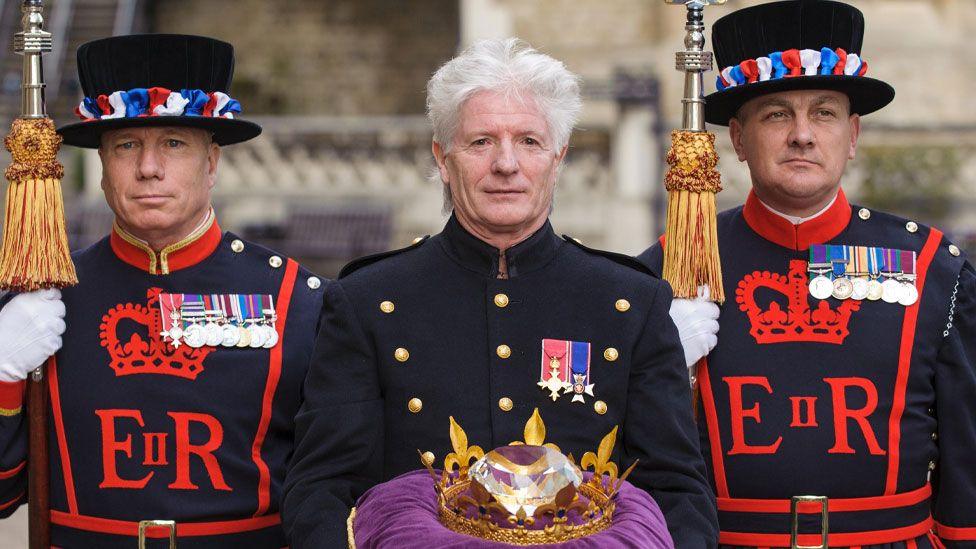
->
<box><xmin>937</xmin><ymin>521</ymin><xmax>976</xmax><ymax>541</ymax></box>
<box><xmin>0</xmin><ymin>380</ymin><xmax>25</xmax><ymax>416</ymax></box>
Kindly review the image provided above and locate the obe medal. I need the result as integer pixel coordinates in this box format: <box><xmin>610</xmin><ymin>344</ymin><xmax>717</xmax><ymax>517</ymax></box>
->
<box><xmin>867</xmin><ymin>279</ymin><xmax>884</xmax><ymax>301</ymax></box>
<box><xmin>809</xmin><ymin>275</ymin><xmax>833</xmax><ymax>300</ymax></box>
<box><xmin>832</xmin><ymin>277</ymin><xmax>854</xmax><ymax>300</ymax></box>
<box><xmin>881</xmin><ymin>279</ymin><xmax>902</xmax><ymax>303</ymax></box>
<box><xmin>262</xmin><ymin>325</ymin><xmax>279</xmax><ymax>348</ymax></box>
<box><xmin>221</xmin><ymin>324</ymin><xmax>240</xmax><ymax>347</ymax></box>
<box><xmin>899</xmin><ymin>283</ymin><xmax>919</xmax><ymax>306</ymax></box>
<box><xmin>850</xmin><ymin>277</ymin><xmax>869</xmax><ymax>301</ymax></box>
<box><xmin>183</xmin><ymin>324</ymin><xmax>207</xmax><ymax>348</ymax></box>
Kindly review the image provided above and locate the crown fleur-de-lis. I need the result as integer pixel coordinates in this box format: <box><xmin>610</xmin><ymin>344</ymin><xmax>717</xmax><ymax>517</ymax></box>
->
<box><xmin>443</xmin><ymin>416</ymin><xmax>484</xmax><ymax>477</ymax></box>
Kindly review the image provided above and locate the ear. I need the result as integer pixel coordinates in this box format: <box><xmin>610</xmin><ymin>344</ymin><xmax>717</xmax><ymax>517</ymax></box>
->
<box><xmin>432</xmin><ymin>141</ymin><xmax>451</xmax><ymax>184</ymax></box>
<box><xmin>729</xmin><ymin>117</ymin><xmax>747</xmax><ymax>162</ymax></box>
<box><xmin>555</xmin><ymin>144</ymin><xmax>568</xmax><ymax>164</ymax></box>
<box><xmin>98</xmin><ymin>147</ymin><xmax>108</xmax><ymax>190</ymax></box>
<box><xmin>847</xmin><ymin>114</ymin><xmax>860</xmax><ymax>160</ymax></box>
<box><xmin>206</xmin><ymin>142</ymin><xmax>221</xmax><ymax>190</ymax></box>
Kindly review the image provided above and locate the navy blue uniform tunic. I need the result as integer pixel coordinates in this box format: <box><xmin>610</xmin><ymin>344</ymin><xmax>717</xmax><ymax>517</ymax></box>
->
<box><xmin>283</xmin><ymin>215</ymin><xmax>719</xmax><ymax>548</ymax></box>
<box><xmin>640</xmin><ymin>190</ymin><xmax>976</xmax><ymax>548</ymax></box>
<box><xmin>0</xmin><ymin>217</ymin><xmax>324</xmax><ymax>548</ymax></box>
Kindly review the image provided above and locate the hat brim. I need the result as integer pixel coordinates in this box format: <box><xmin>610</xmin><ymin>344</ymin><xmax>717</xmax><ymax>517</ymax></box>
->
<box><xmin>704</xmin><ymin>75</ymin><xmax>895</xmax><ymax>126</ymax></box>
<box><xmin>57</xmin><ymin>116</ymin><xmax>262</xmax><ymax>148</ymax></box>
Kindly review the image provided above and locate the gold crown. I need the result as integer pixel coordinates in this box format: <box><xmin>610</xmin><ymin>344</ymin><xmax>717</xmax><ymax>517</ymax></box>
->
<box><xmin>419</xmin><ymin>408</ymin><xmax>637</xmax><ymax>545</ymax></box>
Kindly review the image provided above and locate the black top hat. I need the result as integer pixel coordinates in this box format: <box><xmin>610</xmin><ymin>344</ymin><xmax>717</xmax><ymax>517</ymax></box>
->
<box><xmin>58</xmin><ymin>34</ymin><xmax>262</xmax><ymax>148</ymax></box>
<box><xmin>704</xmin><ymin>0</ymin><xmax>894</xmax><ymax>126</ymax></box>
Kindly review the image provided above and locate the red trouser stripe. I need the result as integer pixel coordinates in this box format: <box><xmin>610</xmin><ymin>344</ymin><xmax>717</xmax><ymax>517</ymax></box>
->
<box><xmin>51</xmin><ymin>511</ymin><xmax>280</xmax><ymax>537</ymax></box>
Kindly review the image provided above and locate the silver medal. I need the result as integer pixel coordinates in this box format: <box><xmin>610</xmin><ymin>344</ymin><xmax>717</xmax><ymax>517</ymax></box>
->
<box><xmin>204</xmin><ymin>322</ymin><xmax>223</xmax><ymax>347</ymax></box>
<box><xmin>809</xmin><ymin>275</ymin><xmax>833</xmax><ymax>300</ymax></box>
<box><xmin>183</xmin><ymin>324</ymin><xmax>207</xmax><ymax>348</ymax></box>
<box><xmin>248</xmin><ymin>324</ymin><xmax>266</xmax><ymax>348</ymax></box>
<box><xmin>881</xmin><ymin>279</ymin><xmax>903</xmax><ymax>304</ymax></box>
<box><xmin>899</xmin><ymin>283</ymin><xmax>919</xmax><ymax>306</ymax></box>
<box><xmin>850</xmin><ymin>277</ymin><xmax>869</xmax><ymax>300</ymax></box>
<box><xmin>867</xmin><ymin>279</ymin><xmax>884</xmax><ymax>301</ymax></box>
<box><xmin>221</xmin><ymin>324</ymin><xmax>241</xmax><ymax>347</ymax></box>
<box><xmin>262</xmin><ymin>325</ymin><xmax>279</xmax><ymax>348</ymax></box>
<box><xmin>832</xmin><ymin>277</ymin><xmax>854</xmax><ymax>300</ymax></box>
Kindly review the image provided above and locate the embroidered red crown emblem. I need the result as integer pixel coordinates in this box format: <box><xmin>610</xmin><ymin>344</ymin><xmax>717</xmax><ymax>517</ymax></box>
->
<box><xmin>735</xmin><ymin>259</ymin><xmax>860</xmax><ymax>345</ymax></box>
<box><xmin>99</xmin><ymin>288</ymin><xmax>214</xmax><ymax>379</ymax></box>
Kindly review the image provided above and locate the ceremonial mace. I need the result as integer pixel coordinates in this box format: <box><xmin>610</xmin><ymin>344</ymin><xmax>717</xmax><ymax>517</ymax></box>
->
<box><xmin>662</xmin><ymin>0</ymin><xmax>725</xmax><ymax>304</ymax></box>
<box><xmin>1</xmin><ymin>1</ymin><xmax>78</xmax><ymax>547</ymax></box>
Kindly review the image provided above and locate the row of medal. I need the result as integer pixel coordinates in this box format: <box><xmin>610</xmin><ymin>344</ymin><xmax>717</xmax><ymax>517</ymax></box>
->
<box><xmin>159</xmin><ymin>293</ymin><xmax>279</xmax><ymax>349</ymax></box>
<box><xmin>807</xmin><ymin>244</ymin><xmax>918</xmax><ymax>306</ymax></box>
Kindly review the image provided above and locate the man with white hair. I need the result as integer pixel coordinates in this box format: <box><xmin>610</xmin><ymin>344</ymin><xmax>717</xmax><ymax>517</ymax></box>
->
<box><xmin>283</xmin><ymin>39</ymin><xmax>718</xmax><ymax>548</ymax></box>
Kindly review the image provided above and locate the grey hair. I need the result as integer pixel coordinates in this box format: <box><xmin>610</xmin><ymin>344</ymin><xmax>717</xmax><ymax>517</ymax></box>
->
<box><xmin>426</xmin><ymin>38</ymin><xmax>582</xmax><ymax>153</ymax></box>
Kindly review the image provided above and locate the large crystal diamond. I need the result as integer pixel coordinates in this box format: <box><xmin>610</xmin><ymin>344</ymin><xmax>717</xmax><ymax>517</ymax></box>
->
<box><xmin>468</xmin><ymin>445</ymin><xmax>582</xmax><ymax>515</ymax></box>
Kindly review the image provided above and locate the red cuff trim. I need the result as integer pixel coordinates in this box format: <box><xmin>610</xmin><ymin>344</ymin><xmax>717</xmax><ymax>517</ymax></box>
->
<box><xmin>0</xmin><ymin>381</ymin><xmax>25</xmax><ymax>415</ymax></box>
<box><xmin>0</xmin><ymin>461</ymin><xmax>25</xmax><ymax>480</ymax></box>
<box><xmin>0</xmin><ymin>491</ymin><xmax>24</xmax><ymax>511</ymax></box>
<box><xmin>936</xmin><ymin>521</ymin><xmax>976</xmax><ymax>541</ymax></box>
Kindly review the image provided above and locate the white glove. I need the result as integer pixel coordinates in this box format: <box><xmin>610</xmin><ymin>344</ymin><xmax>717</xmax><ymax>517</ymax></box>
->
<box><xmin>0</xmin><ymin>289</ymin><xmax>66</xmax><ymax>382</ymax></box>
<box><xmin>669</xmin><ymin>285</ymin><xmax>720</xmax><ymax>371</ymax></box>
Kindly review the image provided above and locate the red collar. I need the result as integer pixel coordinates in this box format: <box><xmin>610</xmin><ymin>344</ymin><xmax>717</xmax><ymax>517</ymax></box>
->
<box><xmin>742</xmin><ymin>189</ymin><xmax>851</xmax><ymax>251</ymax></box>
<box><xmin>110</xmin><ymin>214</ymin><xmax>222</xmax><ymax>275</ymax></box>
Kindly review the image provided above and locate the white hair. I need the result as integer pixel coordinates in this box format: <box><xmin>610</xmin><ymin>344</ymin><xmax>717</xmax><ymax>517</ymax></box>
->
<box><xmin>426</xmin><ymin>38</ymin><xmax>582</xmax><ymax>153</ymax></box>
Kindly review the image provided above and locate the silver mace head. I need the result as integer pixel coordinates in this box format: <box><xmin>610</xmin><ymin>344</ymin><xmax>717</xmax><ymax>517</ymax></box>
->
<box><xmin>664</xmin><ymin>0</ymin><xmax>726</xmax><ymax>132</ymax></box>
<box><xmin>13</xmin><ymin>0</ymin><xmax>52</xmax><ymax>119</ymax></box>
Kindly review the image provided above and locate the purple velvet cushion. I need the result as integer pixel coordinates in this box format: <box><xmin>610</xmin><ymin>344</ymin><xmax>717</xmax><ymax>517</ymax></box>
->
<box><xmin>352</xmin><ymin>470</ymin><xmax>674</xmax><ymax>548</ymax></box>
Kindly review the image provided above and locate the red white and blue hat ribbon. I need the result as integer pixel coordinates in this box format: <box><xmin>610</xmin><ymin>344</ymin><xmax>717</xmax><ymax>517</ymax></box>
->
<box><xmin>75</xmin><ymin>86</ymin><xmax>242</xmax><ymax>121</ymax></box>
<box><xmin>716</xmin><ymin>47</ymin><xmax>868</xmax><ymax>92</ymax></box>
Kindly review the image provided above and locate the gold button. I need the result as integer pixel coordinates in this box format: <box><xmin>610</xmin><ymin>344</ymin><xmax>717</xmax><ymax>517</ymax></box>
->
<box><xmin>615</xmin><ymin>299</ymin><xmax>630</xmax><ymax>312</ymax></box>
<box><xmin>594</xmin><ymin>400</ymin><xmax>607</xmax><ymax>415</ymax></box>
<box><xmin>949</xmin><ymin>244</ymin><xmax>961</xmax><ymax>257</ymax></box>
<box><xmin>269</xmin><ymin>255</ymin><xmax>283</xmax><ymax>268</ymax></box>
<box><xmin>307</xmin><ymin>276</ymin><xmax>321</xmax><ymax>289</ymax></box>
<box><xmin>231</xmin><ymin>239</ymin><xmax>245</xmax><ymax>253</ymax></box>
<box><xmin>496</xmin><ymin>344</ymin><xmax>511</xmax><ymax>359</ymax></box>
<box><xmin>408</xmin><ymin>398</ymin><xmax>423</xmax><ymax>413</ymax></box>
<box><xmin>493</xmin><ymin>293</ymin><xmax>509</xmax><ymax>308</ymax></box>
<box><xmin>928</xmin><ymin>460</ymin><xmax>936</xmax><ymax>471</ymax></box>
<box><xmin>421</xmin><ymin>451</ymin><xmax>436</xmax><ymax>466</ymax></box>
<box><xmin>380</xmin><ymin>301</ymin><xmax>395</xmax><ymax>314</ymax></box>
<box><xmin>931</xmin><ymin>432</ymin><xmax>938</xmax><ymax>441</ymax></box>
<box><xmin>498</xmin><ymin>397</ymin><xmax>513</xmax><ymax>412</ymax></box>
<box><xmin>858</xmin><ymin>208</ymin><xmax>871</xmax><ymax>220</ymax></box>
<box><xmin>604</xmin><ymin>347</ymin><xmax>618</xmax><ymax>362</ymax></box>
<box><xmin>395</xmin><ymin>348</ymin><xmax>410</xmax><ymax>362</ymax></box>
<box><xmin>412</xmin><ymin>237</ymin><xmax>423</xmax><ymax>244</ymax></box>
<box><xmin>906</xmin><ymin>221</ymin><xmax>918</xmax><ymax>233</ymax></box>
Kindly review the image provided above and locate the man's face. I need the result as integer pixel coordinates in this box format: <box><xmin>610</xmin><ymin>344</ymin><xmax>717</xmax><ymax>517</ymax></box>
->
<box><xmin>433</xmin><ymin>90</ymin><xmax>566</xmax><ymax>240</ymax></box>
<box><xmin>729</xmin><ymin>89</ymin><xmax>860</xmax><ymax>212</ymax></box>
<box><xmin>99</xmin><ymin>126</ymin><xmax>219</xmax><ymax>244</ymax></box>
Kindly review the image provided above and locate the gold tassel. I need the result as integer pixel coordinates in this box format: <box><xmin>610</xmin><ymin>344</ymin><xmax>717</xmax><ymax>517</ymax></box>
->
<box><xmin>0</xmin><ymin>118</ymin><xmax>77</xmax><ymax>292</ymax></box>
<box><xmin>662</xmin><ymin>130</ymin><xmax>724</xmax><ymax>303</ymax></box>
